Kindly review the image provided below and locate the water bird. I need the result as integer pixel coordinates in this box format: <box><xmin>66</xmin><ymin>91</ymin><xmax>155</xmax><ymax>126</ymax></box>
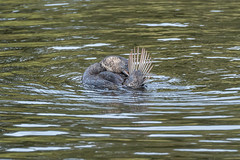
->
<box><xmin>82</xmin><ymin>47</ymin><xmax>153</xmax><ymax>89</ymax></box>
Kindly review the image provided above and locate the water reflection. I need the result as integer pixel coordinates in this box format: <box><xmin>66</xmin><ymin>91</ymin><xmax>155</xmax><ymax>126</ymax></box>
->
<box><xmin>134</xmin><ymin>152</ymin><xmax>169</xmax><ymax>155</ymax></box>
<box><xmin>227</xmin><ymin>46</ymin><xmax>240</xmax><ymax>50</ymax></box>
<box><xmin>102</xmin><ymin>125</ymin><xmax>240</xmax><ymax>131</ymax></box>
<box><xmin>148</xmin><ymin>134</ymin><xmax>202</xmax><ymax>137</ymax></box>
<box><xmin>4</xmin><ymin>131</ymin><xmax>68</xmax><ymax>137</ymax></box>
<box><xmin>14</xmin><ymin>124</ymin><xmax>60</xmax><ymax>127</ymax></box>
<box><xmin>137</xmin><ymin>23</ymin><xmax>188</xmax><ymax>27</ymax></box>
<box><xmin>37</xmin><ymin>113</ymin><xmax>137</xmax><ymax>119</ymax></box>
<box><xmin>49</xmin><ymin>43</ymin><xmax>110</xmax><ymax>50</ymax></box>
<box><xmin>157</xmin><ymin>38</ymin><xmax>181</xmax><ymax>41</ymax></box>
<box><xmin>199</xmin><ymin>140</ymin><xmax>230</xmax><ymax>143</ymax></box>
<box><xmin>80</xmin><ymin>134</ymin><xmax>110</xmax><ymax>137</ymax></box>
<box><xmin>174</xmin><ymin>149</ymin><xmax>238</xmax><ymax>152</ymax></box>
<box><xmin>7</xmin><ymin>147</ymin><xmax>71</xmax><ymax>152</ymax></box>
<box><xmin>44</xmin><ymin>3</ymin><xmax>69</xmax><ymax>7</ymax></box>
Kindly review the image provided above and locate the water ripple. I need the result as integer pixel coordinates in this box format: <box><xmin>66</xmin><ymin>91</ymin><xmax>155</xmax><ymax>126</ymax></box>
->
<box><xmin>74</xmin><ymin>145</ymin><xmax>96</xmax><ymax>149</ymax></box>
<box><xmin>4</xmin><ymin>131</ymin><xmax>68</xmax><ymax>137</ymax></box>
<box><xmin>137</xmin><ymin>23</ymin><xmax>188</xmax><ymax>27</ymax></box>
<box><xmin>184</xmin><ymin>115</ymin><xmax>233</xmax><ymax>119</ymax></box>
<box><xmin>174</xmin><ymin>148</ymin><xmax>238</xmax><ymax>152</ymax></box>
<box><xmin>134</xmin><ymin>152</ymin><xmax>169</xmax><ymax>155</ymax></box>
<box><xmin>37</xmin><ymin>113</ymin><xmax>137</xmax><ymax>119</ymax></box>
<box><xmin>157</xmin><ymin>38</ymin><xmax>181</xmax><ymax>41</ymax></box>
<box><xmin>80</xmin><ymin>134</ymin><xmax>110</xmax><ymax>137</ymax></box>
<box><xmin>103</xmin><ymin>125</ymin><xmax>240</xmax><ymax>131</ymax></box>
<box><xmin>7</xmin><ymin>146</ymin><xmax>71</xmax><ymax>152</ymax></box>
<box><xmin>148</xmin><ymin>134</ymin><xmax>202</xmax><ymax>137</ymax></box>
<box><xmin>199</xmin><ymin>140</ymin><xmax>230</xmax><ymax>143</ymax></box>
<box><xmin>14</xmin><ymin>124</ymin><xmax>60</xmax><ymax>127</ymax></box>
<box><xmin>44</xmin><ymin>3</ymin><xmax>69</xmax><ymax>7</ymax></box>
<box><xmin>132</xmin><ymin>121</ymin><xmax>162</xmax><ymax>124</ymax></box>
<box><xmin>49</xmin><ymin>43</ymin><xmax>110</xmax><ymax>50</ymax></box>
<box><xmin>210</xmin><ymin>10</ymin><xmax>223</xmax><ymax>12</ymax></box>
<box><xmin>227</xmin><ymin>46</ymin><xmax>240</xmax><ymax>50</ymax></box>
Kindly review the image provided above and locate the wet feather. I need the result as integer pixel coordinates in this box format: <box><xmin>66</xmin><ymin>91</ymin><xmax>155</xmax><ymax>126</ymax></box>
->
<box><xmin>128</xmin><ymin>47</ymin><xmax>153</xmax><ymax>83</ymax></box>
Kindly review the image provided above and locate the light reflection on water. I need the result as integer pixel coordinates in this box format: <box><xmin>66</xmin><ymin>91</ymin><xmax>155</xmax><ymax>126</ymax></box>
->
<box><xmin>1</xmin><ymin>0</ymin><xmax>240</xmax><ymax>159</ymax></box>
<box><xmin>174</xmin><ymin>149</ymin><xmax>238</xmax><ymax>152</ymax></box>
<box><xmin>102</xmin><ymin>125</ymin><xmax>240</xmax><ymax>131</ymax></box>
<box><xmin>134</xmin><ymin>152</ymin><xmax>169</xmax><ymax>155</ymax></box>
<box><xmin>137</xmin><ymin>23</ymin><xmax>189</xmax><ymax>27</ymax></box>
<box><xmin>4</xmin><ymin>131</ymin><xmax>69</xmax><ymax>137</ymax></box>
<box><xmin>49</xmin><ymin>43</ymin><xmax>110</xmax><ymax>50</ymax></box>
<box><xmin>7</xmin><ymin>147</ymin><xmax>71</xmax><ymax>152</ymax></box>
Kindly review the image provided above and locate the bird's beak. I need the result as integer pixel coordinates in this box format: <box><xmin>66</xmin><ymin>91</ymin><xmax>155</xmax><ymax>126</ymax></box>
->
<box><xmin>122</xmin><ymin>70</ymin><xmax>129</xmax><ymax>76</ymax></box>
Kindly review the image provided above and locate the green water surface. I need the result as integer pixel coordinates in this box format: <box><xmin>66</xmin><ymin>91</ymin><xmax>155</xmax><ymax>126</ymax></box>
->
<box><xmin>1</xmin><ymin>0</ymin><xmax>240</xmax><ymax>159</ymax></box>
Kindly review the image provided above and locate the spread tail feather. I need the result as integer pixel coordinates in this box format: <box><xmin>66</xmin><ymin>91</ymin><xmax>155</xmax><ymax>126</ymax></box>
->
<box><xmin>128</xmin><ymin>47</ymin><xmax>153</xmax><ymax>82</ymax></box>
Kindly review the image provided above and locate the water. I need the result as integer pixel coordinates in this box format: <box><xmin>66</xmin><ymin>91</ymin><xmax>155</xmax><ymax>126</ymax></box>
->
<box><xmin>0</xmin><ymin>0</ymin><xmax>240</xmax><ymax>159</ymax></box>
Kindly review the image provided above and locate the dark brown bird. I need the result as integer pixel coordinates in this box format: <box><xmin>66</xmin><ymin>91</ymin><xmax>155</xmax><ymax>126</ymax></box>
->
<box><xmin>82</xmin><ymin>47</ymin><xmax>153</xmax><ymax>89</ymax></box>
